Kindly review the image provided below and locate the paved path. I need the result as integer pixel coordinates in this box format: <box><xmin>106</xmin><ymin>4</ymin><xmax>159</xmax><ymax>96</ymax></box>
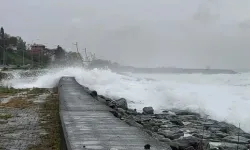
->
<box><xmin>58</xmin><ymin>77</ymin><xmax>171</xmax><ymax>150</ymax></box>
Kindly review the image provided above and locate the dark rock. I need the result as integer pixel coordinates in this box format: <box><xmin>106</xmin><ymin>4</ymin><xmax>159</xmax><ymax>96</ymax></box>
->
<box><xmin>145</xmin><ymin>129</ymin><xmax>153</xmax><ymax>136</ymax></box>
<box><xmin>183</xmin><ymin>146</ymin><xmax>195</xmax><ymax>150</ymax></box>
<box><xmin>97</xmin><ymin>96</ymin><xmax>106</xmax><ymax>103</ymax></box>
<box><xmin>126</xmin><ymin>109</ymin><xmax>138</xmax><ymax>115</ymax></box>
<box><xmin>242</xmin><ymin>133</ymin><xmax>250</xmax><ymax>139</ymax></box>
<box><xmin>143</xmin><ymin>107</ymin><xmax>154</xmax><ymax>115</ymax></box>
<box><xmin>214</xmin><ymin>131</ymin><xmax>228</xmax><ymax>138</ymax></box>
<box><xmin>105</xmin><ymin>97</ymin><xmax>112</xmax><ymax>102</ymax></box>
<box><xmin>90</xmin><ymin>90</ymin><xmax>97</xmax><ymax>97</ymax></box>
<box><xmin>179</xmin><ymin>115</ymin><xmax>199</xmax><ymax>120</ymax></box>
<box><xmin>168</xmin><ymin>141</ymin><xmax>180</xmax><ymax>150</ymax></box>
<box><xmin>117</xmin><ymin>108</ymin><xmax>126</xmax><ymax>116</ymax></box>
<box><xmin>144</xmin><ymin>144</ymin><xmax>151</xmax><ymax>149</ymax></box>
<box><xmin>223</xmin><ymin>136</ymin><xmax>250</xmax><ymax>144</ymax></box>
<box><xmin>99</xmin><ymin>95</ymin><xmax>105</xmax><ymax>99</ymax></box>
<box><xmin>173</xmin><ymin>110</ymin><xmax>200</xmax><ymax>116</ymax></box>
<box><xmin>155</xmin><ymin>114</ymin><xmax>165</xmax><ymax>119</ymax></box>
<box><xmin>170</xmin><ymin>119</ymin><xmax>184</xmax><ymax>126</ymax></box>
<box><xmin>219</xmin><ymin>126</ymin><xmax>231</xmax><ymax>134</ymax></box>
<box><xmin>216</xmin><ymin>142</ymin><xmax>248</xmax><ymax>150</ymax></box>
<box><xmin>143</xmin><ymin>123</ymin><xmax>153</xmax><ymax>130</ymax></box>
<box><xmin>107</xmin><ymin>100</ymin><xmax>116</xmax><ymax>109</ymax></box>
<box><xmin>209</xmin><ymin>127</ymin><xmax>221</xmax><ymax>133</ymax></box>
<box><xmin>158</xmin><ymin>130</ymin><xmax>184</xmax><ymax>140</ymax></box>
<box><xmin>110</xmin><ymin>110</ymin><xmax>121</xmax><ymax>118</ymax></box>
<box><xmin>192</xmin><ymin>133</ymin><xmax>203</xmax><ymax>139</ymax></box>
<box><xmin>151</xmin><ymin>126</ymin><xmax>159</xmax><ymax>132</ymax></box>
<box><xmin>124</xmin><ymin>116</ymin><xmax>143</xmax><ymax>128</ymax></box>
<box><xmin>153</xmin><ymin>134</ymin><xmax>166</xmax><ymax>141</ymax></box>
<box><xmin>173</xmin><ymin>136</ymin><xmax>201</xmax><ymax>149</ymax></box>
<box><xmin>115</xmin><ymin>98</ymin><xmax>128</xmax><ymax>110</ymax></box>
<box><xmin>159</xmin><ymin>138</ymin><xmax>172</xmax><ymax>143</ymax></box>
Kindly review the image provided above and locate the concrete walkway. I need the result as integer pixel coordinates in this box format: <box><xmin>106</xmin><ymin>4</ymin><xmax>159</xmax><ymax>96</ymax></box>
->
<box><xmin>58</xmin><ymin>77</ymin><xmax>171</xmax><ymax>150</ymax></box>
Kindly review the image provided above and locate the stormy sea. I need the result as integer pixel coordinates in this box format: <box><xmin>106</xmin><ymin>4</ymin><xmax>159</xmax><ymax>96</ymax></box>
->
<box><xmin>1</xmin><ymin>67</ymin><xmax>250</xmax><ymax>133</ymax></box>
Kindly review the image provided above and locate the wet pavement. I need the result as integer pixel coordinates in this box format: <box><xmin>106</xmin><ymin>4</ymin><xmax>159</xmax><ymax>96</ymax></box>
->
<box><xmin>58</xmin><ymin>77</ymin><xmax>171</xmax><ymax>150</ymax></box>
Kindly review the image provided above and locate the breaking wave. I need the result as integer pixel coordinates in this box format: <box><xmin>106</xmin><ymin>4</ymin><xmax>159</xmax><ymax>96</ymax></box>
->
<box><xmin>1</xmin><ymin>67</ymin><xmax>250</xmax><ymax>132</ymax></box>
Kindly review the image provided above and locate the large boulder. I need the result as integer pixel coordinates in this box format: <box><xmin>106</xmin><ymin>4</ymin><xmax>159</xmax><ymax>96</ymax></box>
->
<box><xmin>143</xmin><ymin>107</ymin><xmax>154</xmax><ymax>115</ymax></box>
<box><xmin>115</xmin><ymin>98</ymin><xmax>128</xmax><ymax>110</ymax></box>
<box><xmin>158</xmin><ymin>130</ymin><xmax>184</xmax><ymax>140</ymax></box>
<box><xmin>90</xmin><ymin>90</ymin><xmax>98</xmax><ymax>98</ymax></box>
<box><xmin>170</xmin><ymin>136</ymin><xmax>209</xmax><ymax>150</ymax></box>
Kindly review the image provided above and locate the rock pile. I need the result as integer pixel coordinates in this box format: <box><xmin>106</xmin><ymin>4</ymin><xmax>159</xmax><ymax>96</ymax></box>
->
<box><xmin>85</xmin><ymin>88</ymin><xmax>250</xmax><ymax>150</ymax></box>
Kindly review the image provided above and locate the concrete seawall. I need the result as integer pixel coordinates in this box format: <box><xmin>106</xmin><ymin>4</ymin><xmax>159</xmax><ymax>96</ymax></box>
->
<box><xmin>58</xmin><ymin>77</ymin><xmax>170</xmax><ymax>150</ymax></box>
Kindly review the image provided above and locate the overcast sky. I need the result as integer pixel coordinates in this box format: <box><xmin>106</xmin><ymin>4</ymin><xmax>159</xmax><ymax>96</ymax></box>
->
<box><xmin>1</xmin><ymin>0</ymin><xmax>250</xmax><ymax>69</ymax></box>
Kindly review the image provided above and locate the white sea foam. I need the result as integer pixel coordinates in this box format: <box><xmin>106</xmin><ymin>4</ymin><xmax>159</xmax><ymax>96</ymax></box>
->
<box><xmin>1</xmin><ymin>67</ymin><xmax>250</xmax><ymax>132</ymax></box>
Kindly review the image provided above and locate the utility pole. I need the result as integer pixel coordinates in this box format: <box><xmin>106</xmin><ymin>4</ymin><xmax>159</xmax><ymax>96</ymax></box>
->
<box><xmin>73</xmin><ymin>42</ymin><xmax>81</xmax><ymax>60</ymax></box>
<box><xmin>237</xmin><ymin>123</ymin><xmax>240</xmax><ymax>150</ymax></box>
<box><xmin>73</xmin><ymin>42</ymin><xmax>85</xmax><ymax>66</ymax></box>
<box><xmin>31</xmin><ymin>53</ymin><xmax>33</xmax><ymax>67</ymax></box>
<box><xmin>1</xmin><ymin>27</ymin><xmax>5</xmax><ymax>66</ymax></box>
<box><xmin>22</xmin><ymin>48</ymin><xmax>24</xmax><ymax>66</ymax></box>
<box><xmin>84</xmin><ymin>48</ymin><xmax>89</xmax><ymax>61</ymax></box>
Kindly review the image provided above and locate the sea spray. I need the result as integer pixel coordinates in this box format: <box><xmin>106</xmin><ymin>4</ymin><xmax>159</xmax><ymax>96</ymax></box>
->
<box><xmin>1</xmin><ymin>67</ymin><xmax>250</xmax><ymax>132</ymax></box>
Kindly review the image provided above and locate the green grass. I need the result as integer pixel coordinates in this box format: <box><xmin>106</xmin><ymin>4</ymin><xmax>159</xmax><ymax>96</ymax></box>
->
<box><xmin>0</xmin><ymin>113</ymin><xmax>12</xmax><ymax>120</ymax></box>
<box><xmin>28</xmin><ymin>94</ymin><xmax>60</xmax><ymax>150</ymax></box>
<box><xmin>0</xmin><ymin>87</ymin><xmax>21</xmax><ymax>94</ymax></box>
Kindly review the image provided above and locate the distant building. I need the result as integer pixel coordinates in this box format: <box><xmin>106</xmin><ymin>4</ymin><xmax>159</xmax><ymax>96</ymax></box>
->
<box><xmin>30</xmin><ymin>44</ymin><xmax>46</xmax><ymax>55</ymax></box>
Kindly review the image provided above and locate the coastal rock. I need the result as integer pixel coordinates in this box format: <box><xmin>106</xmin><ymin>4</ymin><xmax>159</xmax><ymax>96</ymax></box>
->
<box><xmin>90</xmin><ymin>90</ymin><xmax>98</xmax><ymax>97</ymax></box>
<box><xmin>126</xmin><ymin>109</ymin><xmax>138</xmax><ymax>115</ymax></box>
<box><xmin>124</xmin><ymin>116</ymin><xmax>143</xmax><ymax>128</ymax></box>
<box><xmin>106</xmin><ymin>100</ymin><xmax>116</xmax><ymax>109</ymax></box>
<box><xmin>109</xmin><ymin>110</ymin><xmax>121</xmax><ymax>118</ymax></box>
<box><xmin>115</xmin><ymin>98</ymin><xmax>128</xmax><ymax>110</ymax></box>
<box><xmin>175</xmin><ymin>110</ymin><xmax>200</xmax><ymax>116</ymax></box>
<box><xmin>173</xmin><ymin>136</ymin><xmax>206</xmax><ymax>149</ymax></box>
<box><xmin>117</xmin><ymin>108</ymin><xmax>126</xmax><ymax>116</ymax></box>
<box><xmin>143</xmin><ymin>107</ymin><xmax>154</xmax><ymax>115</ymax></box>
<box><xmin>99</xmin><ymin>95</ymin><xmax>106</xmax><ymax>99</ymax></box>
<box><xmin>84</xmin><ymin>86</ymin><xmax>250</xmax><ymax>150</ymax></box>
<box><xmin>158</xmin><ymin>130</ymin><xmax>184</xmax><ymax>140</ymax></box>
<box><xmin>155</xmin><ymin>114</ymin><xmax>169</xmax><ymax>119</ymax></box>
<box><xmin>223</xmin><ymin>136</ymin><xmax>250</xmax><ymax>144</ymax></box>
<box><xmin>151</xmin><ymin>126</ymin><xmax>159</xmax><ymax>132</ymax></box>
<box><xmin>170</xmin><ymin>119</ymin><xmax>184</xmax><ymax>126</ymax></box>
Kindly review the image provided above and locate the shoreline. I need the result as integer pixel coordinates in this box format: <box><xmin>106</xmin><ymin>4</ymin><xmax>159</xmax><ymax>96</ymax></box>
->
<box><xmin>83</xmin><ymin>86</ymin><xmax>250</xmax><ymax>150</ymax></box>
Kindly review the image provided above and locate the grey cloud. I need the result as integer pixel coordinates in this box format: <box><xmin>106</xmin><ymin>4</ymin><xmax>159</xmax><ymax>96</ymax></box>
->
<box><xmin>1</xmin><ymin>0</ymin><xmax>250</xmax><ymax>69</ymax></box>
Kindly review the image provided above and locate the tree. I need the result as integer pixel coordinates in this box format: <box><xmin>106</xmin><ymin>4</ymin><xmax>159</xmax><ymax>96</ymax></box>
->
<box><xmin>0</xmin><ymin>27</ymin><xmax>4</xmax><ymax>39</ymax></box>
<box><xmin>8</xmin><ymin>36</ymin><xmax>18</xmax><ymax>46</ymax></box>
<box><xmin>16</xmin><ymin>36</ymin><xmax>26</xmax><ymax>51</ymax></box>
<box><xmin>54</xmin><ymin>45</ymin><xmax>66</xmax><ymax>62</ymax></box>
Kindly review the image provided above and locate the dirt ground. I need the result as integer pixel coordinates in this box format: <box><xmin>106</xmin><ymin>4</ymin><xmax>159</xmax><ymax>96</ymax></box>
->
<box><xmin>0</xmin><ymin>87</ymin><xmax>60</xmax><ymax>150</ymax></box>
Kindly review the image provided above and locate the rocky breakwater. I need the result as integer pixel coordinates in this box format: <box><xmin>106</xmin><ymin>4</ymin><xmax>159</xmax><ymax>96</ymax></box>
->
<box><xmin>85</xmin><ymin>88</ymin><xmax>250</xmax><ymax>150</ymax></box>
<box><xmin>0</xmin><ymin>72</ymin><xmax>13</xmax><ymax>81</ymax></box>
